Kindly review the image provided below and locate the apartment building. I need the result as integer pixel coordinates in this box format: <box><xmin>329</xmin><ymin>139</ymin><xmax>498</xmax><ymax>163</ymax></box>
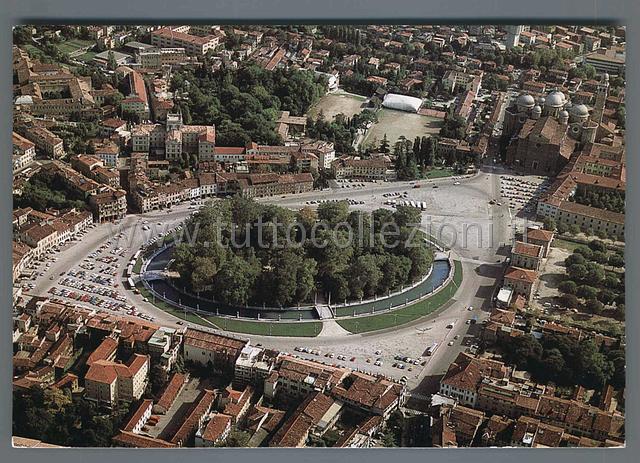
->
<box><xmin>16</xmin><ymin>223</ymin><xmax>59</xmax><ymax>260</ymax></box>
<box><xmin>331</xmin><ymin>373</ymin><xmax>405</xmax><ymax>418</ymax></box>
<box><xmin>264</xmin><ymin>355</ymin><xmax>349</xmax><ymax>401</ymax></box>
<box><xmin>182</xmin><ymin>328</ymin><xmax>248</xmax><ymax>373</ymax></box>
<box><xmin>476</xmin><ymin>376</ymin><xmax>547</xmax><ymax>418</ymax></box>
<box><xmin>18</xmin><ymin>125</ymin><xmax>65</xmax><ymax>159</ymax></box>
<box><xmin>84</xmin><ymin>353</ymin><xmax>150</xmax><ymax>406</ymax></box>
<box><xmin>94</xmin><ymin>140</ymin><xmax>120</xmax><ymax>167</ymax></box>
<box><xmin>121</xmin><ymin>70</ymin><xmax>150</xmax><ymax>119</ymax></box>
<box><xmin>443</xmin><ymin>69</ymin><xmax>483</xmax><ymax>94</ymax></box>
<box><xmin>12</xmin><ymin>241</ymin><xmax>33</xmax><ymax>282</ymax></box>
<box><xmin>122</xmin><ymin>399</ymin><xmax>153</xmax><ymax>434</ymax></box>
<box><xmin>233</xmin><ymin>345</ymin><xmax>278</xmax><ymax>388</ymax></box>
<box><xmin>522</xmin><ymin>228</ymin><xmax>554</xmax><ymax>257</ymax></box>
<box><xmin>235</xmin><ymin>173</ymin><xmax>314</xmax><ymax>198</ymax></box>
<box><xmin>12</xmin><ymin>132</ymin><xmax>36</xmax><ymax>172</ymax></box>
<box><xmin>511</xmin><ymin>241</ymin><xmax>544</xmax><ymax>271</ymax></box>
<box><xmin>40</xmin><ymin>161</ymin><xmax>100</xmax><ymax>198</ymax></box>
<box><xmin>14</xmin><ymin>208</ymin><xmax>93</xmax><ymax>260</ymax></box>
<box><xmin>88</xmin><ymin>188</ymin><xmax>127</xmax><ymax>222</ymax></box>
<box><xmin>584</xmin><ymin>49</ymin><xmax>625</xmax><ymax>75</ymax></box>
<box><xmin>331</xmin><ymin>156</ymin><xmax>391</xmax><ymax>180</ymax></box>
<box><xmin>439</xmin><ymin>352</ymin><xmax>510</xmax><ymax>407</ymax></box>
<box><xmin>268</xmin><ymin>392</ymin><xmax>343</xmax><ymax>447</ymax></box>
<box><xmin>169</xmin><ymin>389</ymin><xmax>216</xmax><ymax>446</ymax></box>
<box><xmin>195</xmin><ymin>414</ymin><xmax>232</xmax><ymax>447</ymax></box>
<box><xmin>437</xmin><ymin>138</ymin><xmax>472</xmax><ymax>164</ymax></box>
<box><xmin>302</xmin><ymin>140</ymin><xmax>335</xmax><ymax>170</ymax></box>
<box><xmin>138</xmin><ymin>47</ymin><xmax>188</xmax><ymax>69</ymax></box>
<box><xmin>151</xmin><ymin>27</ymin><xmax>219</xmax><ymax>56</ymax></box>
<box><xmin>502</xmin><ymin>266</ymin><xmax>538</xmax><ymax>300</ymax></box>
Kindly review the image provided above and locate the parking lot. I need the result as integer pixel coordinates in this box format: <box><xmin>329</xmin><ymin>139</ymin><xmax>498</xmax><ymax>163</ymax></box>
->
<box><xmin>42</xmin><ymin>231</ymin><xmax>146</xmax><ymax>318</ymax></box>
<box><xmin>266</xmin><ymin>306</ymin><xmax>483</xmax><ymax>388</ymax></box>
<box><xmin>499</xmin><ymin>174</ymin><xmax>552</xmax><ymax>218</ymax></box>
<box><xmin>17</xmin><ymin>205</ymin><xmax>193</xmax><ymax>326</ymax></box>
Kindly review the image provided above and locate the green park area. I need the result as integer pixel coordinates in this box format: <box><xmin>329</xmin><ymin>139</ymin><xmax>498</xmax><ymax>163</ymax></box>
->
<box><xmin>336</xmin><ymin>260</ymin><xmax>463</xmax><ymax>334</ymax></box>
<box><xmin>202</xmin><ymin>316</ymin><xmax>322</xmax><ymax>337</ymax></box>
<box><xmin>136</xmin><ymin>282</ymin><xmax>322</xmax><ymax>337</ymax></box>
<box><xmin>77</xmin><ymin>51</ymin><xmax>99</xmax><ymax>63</ymax></box>
<box><xmin>422</xmin><ymin>167</ymin><xmax>456</xmax><ymax>180</ymax></box>
<box><xmin>54</xmin><ymin>38</ymin><xmax>94</xmax><ymax>55</ymax></box>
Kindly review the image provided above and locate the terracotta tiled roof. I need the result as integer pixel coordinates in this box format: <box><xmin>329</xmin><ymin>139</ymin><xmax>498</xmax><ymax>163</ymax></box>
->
<box><xmin>525</xmin><ymin>228</ymin><xmax>554</xmax><ymax>243</ymax></box>
<box><xmin>504</xmin><ymin>266</ymin><xmax>538</xmax><ymax>284</ymax></box>
<box><xmin>123</xmin><ymin>399</ymin><xmax>153</xmax><ymax>432</ymax></box>
<box><xmin>156</xmin><ymin>373</ymin><xmax>186</xmax><ymax>413</ymax></box>
<box><xmin>169</xmin><ymin>389</ymin><xmax>216</xmax><ymax>445</ymax></box>
<box><xmin>513</xmin><ymin>241</ymin><xmax>543</xmax><ymax>258</ymax></box>
<box><xmin>87</xmin><ymin>336</ymin><xmax>118</xmax><ymax>366</ymax></box>
<box><xmin>112</xmin><ymin>431</ymin><xmax>176</xmax><ymax>448</ymax></box>
<box><xmin>269</xmin><ymin>392</ymin><xmax>336</xmax><ymax>447</ymax></box>
<box><xmin>201</xmin><ymin>414</ymin><xmax>232</xmax><ymax>443</ymax></box>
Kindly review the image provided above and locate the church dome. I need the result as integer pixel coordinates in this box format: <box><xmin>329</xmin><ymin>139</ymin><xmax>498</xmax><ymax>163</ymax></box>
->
<box><xmin>571</xmin><ymin>104</ymin><xmax>589</xmax><ymax>117</ymax></box>
<box><xmin>545</xmin><ymin>90</ymin><xmax>566</xmax><ymax>108</ymax></box>
<box><xmin>516</xmin><ymin>93</ymin><xmax>535</xmax><ymax>107</ymax></box>
<box><xmin>532</xmin><ymin>105</ymin><xmax>542</xmax><ymax>114</ymax></box>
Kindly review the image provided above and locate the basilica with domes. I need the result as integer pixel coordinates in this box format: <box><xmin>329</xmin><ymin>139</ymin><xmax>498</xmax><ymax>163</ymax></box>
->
<box><xmin>504</xmin><ymin>73</ymin><xmax>611</xmax><ymax>176</ymax></box>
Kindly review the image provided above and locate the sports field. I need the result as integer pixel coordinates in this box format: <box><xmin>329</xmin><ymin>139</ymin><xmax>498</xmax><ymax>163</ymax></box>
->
<box><xmin>55</xmin><ymin>38</ymin><xmax>94</xmax><ymax>55</ymax></box>
<box><xmin>309</xmin><ymin>90</ymin><xmax>367</xmax><ymax>121</ymax></box>
<box><xmin>362</xmin><ymin>108</ymin><xmax>443</xmax><ymax>149</ymax></box>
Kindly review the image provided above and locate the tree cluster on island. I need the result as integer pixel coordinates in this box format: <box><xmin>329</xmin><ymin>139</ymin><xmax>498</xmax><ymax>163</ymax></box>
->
<box><xmin>172</xmin><ymin>197</ymin><xmax>434</xmax><ymax>307</ymax></box>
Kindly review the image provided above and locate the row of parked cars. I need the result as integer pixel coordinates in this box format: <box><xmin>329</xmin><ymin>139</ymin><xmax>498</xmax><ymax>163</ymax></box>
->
<box><xmin>59</xmin><ymin>276</ymin><xmax>125</xmax><ymax>301</ymax></box>
<box><xmin>48</xmin><ymin>287</ymin><xmax>128</xmax><ymax>312</ymax></box>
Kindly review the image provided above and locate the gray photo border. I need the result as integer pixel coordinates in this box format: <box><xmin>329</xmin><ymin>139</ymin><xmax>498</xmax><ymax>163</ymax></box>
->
<box><xmin>1</xmin><ymin>1</ymin><xmax>637</xmax><ymax>462</ymax></box>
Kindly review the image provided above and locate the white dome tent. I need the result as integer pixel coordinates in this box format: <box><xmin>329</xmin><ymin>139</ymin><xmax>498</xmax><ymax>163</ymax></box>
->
<box><xmin>382</xmin><ymin>93</ymin><xmax>423</xmax><ymax>113</ymax></box>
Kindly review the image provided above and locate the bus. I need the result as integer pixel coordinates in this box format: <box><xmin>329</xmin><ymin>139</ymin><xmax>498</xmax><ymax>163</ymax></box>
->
<box><xmin>126</xmin><ymin>277</ymin><xmax>135</xmax><ymax>290</ymax></box>
<box><xmin>426</xmin><ymin>342</ymin><xmax>439</xmax><ymax>356</ymax></box>
<box><xmin>420</xmin><ymin>201</ymin><xmax>427</xmax><ymax>211</ymax></box>
<box><xmin>126</xmin><ymin>264</ymin><xmax>133</xmax><ymax>278</ymax></box>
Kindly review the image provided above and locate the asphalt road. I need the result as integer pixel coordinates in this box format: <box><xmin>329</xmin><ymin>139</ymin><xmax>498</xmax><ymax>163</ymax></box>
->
<box><xmin>21</xmin><ymin>165</ymin><xmax>513</xmax><ymax>390</ymax></box>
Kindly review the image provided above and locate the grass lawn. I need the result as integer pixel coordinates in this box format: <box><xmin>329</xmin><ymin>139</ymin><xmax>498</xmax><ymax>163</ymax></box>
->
<box><xmin>133</xmin><ymin>256</ymin><xmax>144</xmax><ymax>274</ymax></box>
<box><xmin>55</xmin><ymin>39</ymin><xmax>93</xmax><ymax>55</ymax></box>
<box><xmin>309</xmin><ymin>90</ymin><xmax>367</xmax><ymax>121</ymax></box>
<box><xmin>77</xmin><ymin>51</ymin><xmax>98</xmax><ymax>63</ymax></box>
<box><xmin>337</xmin><ymin>260</ymin><xmax>463</xmax><ymax>334</ymax></box>
<box><xmin>135</xmin><ymin>282</ymin><xmax>322</xmax><ymax>337</ymax></box>
<box><xmin>552</xmin><ymin>238</ymin><xmax>583</xmax><ymax>252</ymax></box>
<box><xmin>23</xmin><ymin>44</ymin><xmax>48</xmax><ymax>61</ymax></box>
<box><xmin>202</xmin><ymin>316</ymin><xmax>322</xmax><ymax>337</ymax></box>
<box><xmin>361</xmin><ymin>108</ymin><xmax>442</xmax><ymax>149</ymax></box>
<box><xmin>422</xmin><ymin>168</ymin><xmax>455</xmax><ymax>180</ymax></box>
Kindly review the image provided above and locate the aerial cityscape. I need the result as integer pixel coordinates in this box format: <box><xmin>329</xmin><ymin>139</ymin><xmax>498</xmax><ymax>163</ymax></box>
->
<box><xmin>11</xmin><ymin>24</ymin><xmax>625</xmax><ymax>449</ymax></box>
